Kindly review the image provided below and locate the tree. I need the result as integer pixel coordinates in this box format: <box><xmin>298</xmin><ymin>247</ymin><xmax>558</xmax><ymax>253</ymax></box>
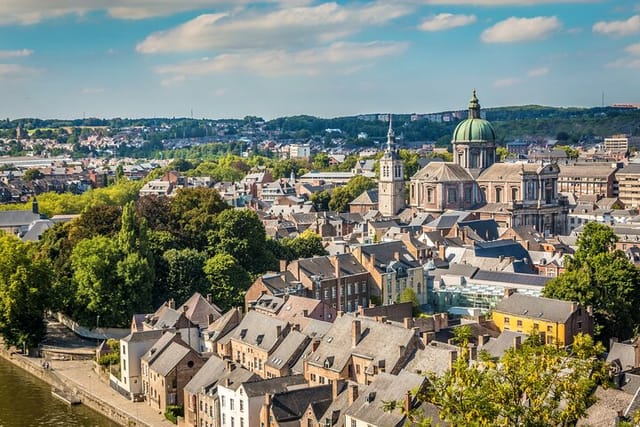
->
<box><xmin>23</xmin><ymin>168</ymin><xmax>43</xmax><ymax>181</ymax></box>
<box><xmin>209</xmin><ymin>209</ymin><xmax>277</xmax><ymax>274</ymax></box>
<box><xmin>329</xmin><ymin>175</ymin><xmax>376</xmax><ymax>212</ymax></box>
<box><xmin>412</xmin><ymin>333</ymin><xmax>608</xmax><ymax>426</ymax></box>
<box><xmin>203</xmin><ymin>253</ymin><xmax>251</xmax><ymax>311</ymax></box>
<box><xmin>0</xmin><ymin>233</ymin><xmax>51</xmax><ymax>348</ymax></box>
<box><xmin>68</xmin><ymin>205</ymin><xmax>122</xmax><ymax>243</ymax></box>
<box><xmin>281</xmin><ymin>229</ymin><xmax>327</xmax><ymax>260</ymax></box>
<box><xmin>496</xmin><ymin>146</ymin><xmax>509</xmax><ymax>161</ymax></box>
<box><xmin>398</xmin><ymin>287</ymin><xmax>421</xmax><ymax>317</ymax></box>
<box><xmin>170</xmin><ymin>187</ymin><xmax>229</xmax><ymax>249</ymax></box>
<box><xmin>313</xmin><ymin>152</ymin><xmax>330</xmax><ymax>169</ymax></box>
<box><xmin>162</xmin><ymin>248</ymin><xmax>209</xmax><ymax>305</ymax></box>
<box><xmin>310</xmin><ymin>190</ymin><xmax>331</xmax><ymax>212</ymax></box>
<box><xmin>543</xmin><ymin>222</ymin><xmax>640</xmax><ymax>342</ymax></box>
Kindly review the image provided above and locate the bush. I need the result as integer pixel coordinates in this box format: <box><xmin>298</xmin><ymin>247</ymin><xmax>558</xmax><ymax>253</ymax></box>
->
<box><xmin>165</xmin><ymin>405</ymin><xmax>184</xmax><ymax>424</ymax></box>
<box><xmin>97</xmin><ymin>352</ymin><xmax>119</xmax><ymax>366</ymax></box>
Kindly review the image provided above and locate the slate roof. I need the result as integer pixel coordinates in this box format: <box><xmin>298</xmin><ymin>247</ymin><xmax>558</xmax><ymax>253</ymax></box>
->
<box><xmin>0</xmin><ymin>210</ymin><xmax>42</xmax><ymax>227</ymax></box>
<box><xmin>21</xmin><ymin>219</ymin><xmax>54</xmax><ymax>241</ymax></box>
<box><xmin>149</xmin><ymin>341</ymin><xmax>191</xmax><ymax>376</ymax></box>
<box><xmin>403</xmin><ymin>341</ymin><xmax>458</xmax><ymax>377</ymax></box>
<box><xmin>141</xmin><ymin>331</ymin><xmax>179</xmax><ymax>364</ymax></box>
<box><xmin>344</xmin><ymin>371</ymin><xmax>426</xmax><ymax>426</ymax></box>
<box><xmin>478</xmin><ymin>162</ymin><xmax>546</xmax><ymax>182</ymax></box>
<box><xmin>265</xmin><ymin>330</ymin><xmax>309</xmax><ymax>370</ymax></box>
<box><xmin>271</xmin><ymin>385</ymin><xmax>333</xmax><ymax>422</ymax></box>
<box><xmin>350</xmin><ymin>189</ymin><xmax>378</xmax><ymax>205</ymax></box>
<box><xmin>297</xmin><ymin>253</ymin><xmax>368</xmax><ymax>279</ymax></box>
<box><xmin>206</xmin><ymin>307</ymin><xmax>242</xmax><ymax>342</ymax></box>
<box><xmin>493</xmin><ymin>293</ymin><xmax>578</xmax><ymax>323</ymax></box>
<box><xmin>306</xmin><ymin>314</ymin><xmax>415</xmax><ymax>375</ymax></box>
<box><xmin>480</xmin><ymin>330</ymin><xmax>529</xmax><ymax>359</ymax></box>
<box><xmin>179</xmin><ymin>292</ymin><xmax>222</xmax><ymax>328</ymax></box>
<box><xmin>358</xmin><ymin>241</ymin><xmax>420</xmax><ymax>273</ymax></box>
<box><xmin>458</xmin><ymin>219</ymin><xmax>500</xmax><ymax>242</ymax></box>
<box><xmin>412</xmin><ymin>162</ymin><xmax>474</xmax><ymax>182</ymax></box>
<box><xmin>241</xmin><ymin>374</ymin><xmax>306</xmax><ymax>398</ymax></box>
<box><xmin>184</xmin><ymin>356</ymin><xmax>227</xmax><ymax>394</ymax></box>
<box><xmin>122</xmin><ymin>329</ymin><xmax>165</xmax><ymax>343</ymax></box>
<box><xmin>607</xmin><ymin>341</ymin><xmax>638</xmax><ymax>372</ymax></box>
<box><xmin>229</xmin><ymin>311</ymin><xmax>288</xmax><ymax>352</ymax></box>
<box><xmin>474</xmin><ymin>239</ymin><xmax>531</xmax><ymax>262</ymax></box>
<box><xmin>426</xmin><ymin>211</ymin><xmax>473</xmax><ymax>230</ymax></box>
<box><xmin>559</xmin><ymin>164</ymin><xmax>616</xmax><ymax>179</ymax></box>
<box><xmin>472</xmin><ymin>270</ymin><xmax>550</xmax><ymax>287</ymax></box>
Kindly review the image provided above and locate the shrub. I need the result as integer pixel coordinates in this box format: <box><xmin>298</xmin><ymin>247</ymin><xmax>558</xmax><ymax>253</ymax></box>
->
<box><xmin>164</xmin><ymin>405</ymin><xmax>184</xmax><ymax>424</ymax></box>
<box><xmin>97</xmin><ymin>352</ymin><xmax>119</xmax><ymax>366</ymax></box>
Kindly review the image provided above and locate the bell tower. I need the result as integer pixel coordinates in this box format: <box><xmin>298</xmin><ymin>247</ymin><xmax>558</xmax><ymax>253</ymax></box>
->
<box><xmin>378</xmin><ymin>115</ymin><xmax>405</xmax><ymax>217</ymax></box>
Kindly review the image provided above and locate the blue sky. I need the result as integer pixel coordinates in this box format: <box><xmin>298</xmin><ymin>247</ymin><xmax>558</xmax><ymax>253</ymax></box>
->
<box><xmin>0</xmin><ymin>0</ymin><xmax>639</xmax><ymax>119</ymax></box>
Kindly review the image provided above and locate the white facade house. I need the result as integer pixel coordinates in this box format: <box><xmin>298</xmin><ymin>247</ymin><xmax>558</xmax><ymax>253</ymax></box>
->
<box><xmin>117</xmin><ymin>330</ymin><xmax>164</xmax><ymax>399</ymax></box>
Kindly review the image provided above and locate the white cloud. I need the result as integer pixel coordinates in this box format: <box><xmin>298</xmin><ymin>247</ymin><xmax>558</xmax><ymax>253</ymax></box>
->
<box><xmin>493</xmin><ymin>77</ymin><xmax>520</xmax><ymax>87</ymax></box>
<box><xmin>606</xmin><ymin>57</ymin><xmax>640</xmax><ymax>68</ymax></box>
<box><xmin>418</xmin><ymin>13</ymin><xmax>476</xmax><ymax>32</ymax></box>
<box><xmin>420</xmin><ymin>0</ymin><xmax>592</xmax><ymax>4</ymax></box>
<box><xmin>0</xmin><ymin>63</ymin><xmax>38</xmax><ymax>78</ymax></box>
<box><xmin>626</xmin><ymin>42</ymin><xmax>640</xmax><ymax>55</ymax></box>
<box><xmin>0</xmin><ymin>0</ymin><xmax>298</xmax><ymax>25</ymax></box>
<box><xmin>0</xmin><ymin>49</ymin><xmax>33</xmax><ymax>58</ymax></box>
<box><xmin>481</xmin><ymin>16</ymin><xmax>561</xmax><ymax>43</ymax></box>
<box><xmin>528</xmin><ymin>66</ymin><xmax>549</xmax><ymax>76</ymax></box>
<box><xmin>593</xmin><ymin>15</ymin><xmax>640</xmax><ymax>37</ymax></box>
<box><xmin>156</xmin><ymin>41</ymin><xmax>409</xmax><ymax>78</ymax></box>
<box><xmin>137</xmin><ymin>2</ymin><xmax>412</xmax><ymax>54</ymax></box>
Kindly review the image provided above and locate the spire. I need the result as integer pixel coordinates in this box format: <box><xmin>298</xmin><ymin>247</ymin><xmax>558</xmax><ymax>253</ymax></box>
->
<box><xmin>468</xmin><ymin>89</ymin><xmax>481</xmax><ymax>119</ymax></box>
<box><xmin>386</xmin><ymin>114</ymin><xmax>395</xmax><ymax>151</ymax></box>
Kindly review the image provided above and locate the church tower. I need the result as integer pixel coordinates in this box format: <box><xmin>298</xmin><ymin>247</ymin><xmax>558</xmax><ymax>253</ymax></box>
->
<box><xmin>378</xmin><ymin>115</ymin><xmax>405</xmax><ymax>217</ymax></box>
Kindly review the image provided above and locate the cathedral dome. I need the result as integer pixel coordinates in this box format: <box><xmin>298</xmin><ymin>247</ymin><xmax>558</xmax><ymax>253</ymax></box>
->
<box><xmin>452</xmin><ymin>90</ymin><xmax>496</xmax><ymax>143</ymax></box>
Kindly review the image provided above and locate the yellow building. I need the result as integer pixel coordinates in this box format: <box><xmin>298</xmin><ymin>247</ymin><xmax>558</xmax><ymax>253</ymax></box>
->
<box><xmin>492</xmin><ymin>291</ymin><xmax>593</xmax><ymax>347</ymax></box>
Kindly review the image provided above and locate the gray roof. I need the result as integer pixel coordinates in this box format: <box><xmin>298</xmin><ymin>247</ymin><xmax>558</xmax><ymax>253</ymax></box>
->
<box><xmin>271</xmin><ymin>385</ymin><xmax>333</xmax><ymax>422</ymax></box>
<box><xmin>122</xmin><ymin>329</ymin><xmax>165</xmax><ymax>343</ymax></box>
<box><xmin>481</xmin><ymin>330</ymin><xmax>529</xmax><ymax>359</ymax></box>
<box><xmin>21</xmin><ymin>219</ymin><xmax>54</xmax><ymax>241</ymax></box>
<box><xmin>297</xmin><ymin>253</ymin><xmax>368</xmax><ymax>278</ymax></box>
<box><xmin>306</xmin><ymin>314</ymin><xmax>416</xmax><ymax>375</ymax></box>
<box><xmin>403</xmin><ymin>341</ymin><xmax>458</xmax><ymax>377</ymax></box>
<box><xmin>607</xmin><ymin>341</ymin><xmax>638</xmax><ymax>372</ymax></box>
<box><xmin>472</xmin><ymin>270</ymin><xmax>550</xmax><ymax>287</ymax></box>
<box><xmin>0</xmin><ymin>210</ymin><xmax>42</xmax><ymax>227</ymax></box>
<box><xmin>229</xmin><ymin>311</ymin><xmax>288</xmax><ymax>352</ymax></box>
<box><xmin>141</xmin><ymin>331</ymin><xmax>179</xmax><ymax>363</ymax></box>
<box><xmin>493</xmin><ymin>293</ymin><xmax>578</xmax><ymax>323</ymax></box>
<box><xmin>344</xmin><ymin>371</ymin><xmax>425</xmax><ymax>426</ymax></box>
<box><xmin>184</xmin><ymin>356</ymin><xmax>227</xmax><ymax>394</ymax></box>
<box><xmin>359</xmin><ymin>241</ymin><xmax>420</xmax><ymax>273</ymax></box>
<box><xmin>265</xmin><ymin>330</ymin><xmax>309</xmax><ymax>370</ymax></box>
<box><xmin>426</xmin><ymin>211</ymin><xmax>473</xmax><ymax>229</ymax></box>
<box><xmin>149</xmin><ymin>341</ymin><xmax>191</xmax><ymax>376</ymax></box>
<box><xmin>241</xmin><ymin>374</ymin><xmax>306</xmax><ymax>398</ymax></box>
<box><xmin>207</xmin><ymin>307</ymin><xmax>242</xmax><ymax>341</ymax></box>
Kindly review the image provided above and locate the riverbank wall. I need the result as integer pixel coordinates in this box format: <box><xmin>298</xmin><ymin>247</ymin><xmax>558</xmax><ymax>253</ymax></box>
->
<box><xmin>0</xmin><ymin>346</ymin><xmax>155</xmax><ymax>427</ymax></box>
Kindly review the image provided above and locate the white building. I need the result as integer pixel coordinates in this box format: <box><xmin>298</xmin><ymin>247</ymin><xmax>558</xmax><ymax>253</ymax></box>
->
<box><xmin>289</xmin><ymin>144</ymin><xmax>311</xmax><ymax>160</ymax></box>
<box><xmin>116</xmin><ymin>329</ymin><xmax>164</xmax><ymax>399</ymax></box>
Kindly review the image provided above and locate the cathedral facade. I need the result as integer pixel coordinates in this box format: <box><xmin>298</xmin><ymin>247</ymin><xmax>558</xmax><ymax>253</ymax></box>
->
<box><xmin>408</xmin><ymin>91</ymin><xmax>568</xmax><ymax>236</ymax></box>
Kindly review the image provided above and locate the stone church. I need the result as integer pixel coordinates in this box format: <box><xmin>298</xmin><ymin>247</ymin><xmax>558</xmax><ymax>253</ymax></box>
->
<box><xmin>378</xmin><ymin>91</ymin><xmax>568</xmax><ymax>236</ymax></box>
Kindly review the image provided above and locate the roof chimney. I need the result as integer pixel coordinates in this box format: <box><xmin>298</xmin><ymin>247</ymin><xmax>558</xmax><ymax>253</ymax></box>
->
<box><xmin>504</xmin><ymin>288</ymin><xmax>515</xmax><ymax>298</ymax></box>
<box><xmin>206</xmin><ymin>293</ymin><xmax>212</xmax><ymax>304</ymax></box>
<box><xmin>348</xmin><ymin>384</ymin><xmax>359</xmax><ymax>405</ymax></box>
<box><xmin>478</xmin><ymin>334</ymin><xmax>490</xmax><ymax>347</ymax></box>
<box><xmin>332</xmin><ymin>379</ymin><xmax>343</xmax><ymax>399</ymax></box>
<box><xmin>394</xmin><ymin>251</ymin><xmax>400</xmax><ymax>261</ymax></box>
<box><xmin>403</xmin><ymin>317</ymin><xmax>414</xmax><ymax>329</ymax></box>
<box><xmin>421</xmin><ymin>331</ymin><xmax>435</xmax><ymax>346</ymax></box>
<box><xmin>279</xmin><ymin>259</ymin><xmax>288</xmax><ymax>273</ymax></box>
<box><xmin>168</xmin><ymin>298</ymin><xmax>175</xmax><ymax>309</ymax></box>
<box><xmin>438</xmin><ymin>245</ymin><xmax>446</xmax><ymax>261</ymax></box>
<box><xmin>276</xmin><ymin>325</ymin><xmax>282</xmax><ymax>337</ymax></box>
<box><xmin>404</xmin><ymin>390</ymin><xmax>412</xmax><ymax>416</ymax></box>
<box><xmin>352</xmin><ymin>319</ymin><xmax>362</xmax><ymax>347</ymax></box>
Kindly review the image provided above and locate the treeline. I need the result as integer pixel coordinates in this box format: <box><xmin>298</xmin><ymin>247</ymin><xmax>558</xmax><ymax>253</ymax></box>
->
<box><xmin>0</xmin><ymin>187</ymin><xmax>327</xmax><ymax>349</ymax></box>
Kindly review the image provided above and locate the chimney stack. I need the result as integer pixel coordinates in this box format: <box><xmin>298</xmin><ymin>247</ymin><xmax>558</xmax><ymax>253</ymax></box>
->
<box><xmin>206</xmin><ymin>293</ymin><xmax>212</xmax><ymax>304</ymax></box>
<box><xmin>478</xmin><ymin>334</ymin><xmax>490</xmax><ymax>347</ymax></box>
<box><xmin>404</xmin><ymin>390</ymin><xmax>412</xmax><ymax>416</ymax></box>
<box><xmin>403</xmin><ymin>317</ymin><xmax>414</xmax><ymax>329</ymax></box>
<box><xmin>276</xmin><ymin>325</ymin><xmax>282</xmax><ymax>337</ymax></box>
<box><xmin>421</xmin><ymin>331</ymin><xmax>435</xmax><ymax>346</ymax></box>
<box><xmin>352</xmin><ymin>320</ymin><xmax>362</xmax><ymax>347</ymax></box>
<box><xmin>504</xmin><ymin>288</ymin><xmax>515</xmax><ymax>298</ymax></box>
<box><xmin>332</xmin><ymin>379</ymin><xmax>343</xmax><ymax>399</ymax></box>
<box><xmin>168</xmin><ymin>298</ymin><xmax>175</xmax><ymax>309</ymax></box>
<box><xmin>394</xmin><ymin>251</ymin><xmax>400</xmax><ymax>261</ymax></box>
<box><xmin>279</xmin><ymin>259</ymin><xmax>288</xmax><ymax>273</ymax></box>
<box><xmin>438</xmin><ymin>245</ymin><xmax>446</xmax><ymax>261</ymax></box>
<box><xmin>348</xmin><ymin>384</ymin><xmax>359</xmax><ymax>405</ymax></box>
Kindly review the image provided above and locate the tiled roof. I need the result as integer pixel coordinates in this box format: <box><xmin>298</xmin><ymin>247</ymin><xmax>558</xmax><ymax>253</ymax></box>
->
<box><xmin>493</xmin><ymin>293</ymin><xmax>578</xmax><ymax>323</ymax></box>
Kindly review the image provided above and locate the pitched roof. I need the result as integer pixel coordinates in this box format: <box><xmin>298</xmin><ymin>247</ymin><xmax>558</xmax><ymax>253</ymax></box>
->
<box><xmin>149</xmin><ymin>341</ymin><xmax>192</xmax><ymax>376</ymax></box>
<box><xmin>474</xmin><ymin>239</ymin><xmax>531</xmax><ymax>262</ymax></box>
<box><xmin>481</xmin><ymin>330</ymin><xmax>529</xmax><ymax>359</ymax></box>
<box><xmin>179</xmin><ymin>292</ymin><xmax>222</xmax><ymax>328</ymax></box>
<box><xmin>306</xmin><ymin>314</ymin><xmax>415</xmax><ymax>375</ymax></box>
<box><xmin>271</xmin><ymin>385</ymin><xmax>333</xmax><ymax>422</ymax></box>
<box><xmin>493</xmin><ymin>293</ymin><xmax>578</xmax><ymax>323</ymax></box>
<box><xmin>184</xmin><ymin>356</ymin><xmax>227</xmax><ymax>394</ymax></box>
<box><xmin>344</xmin><ymin>371</ymin><xmax>425</xmax><ymax>426</ymax></box>
<box><xmin>0</xmin><ymin>210</ymin><xmax>42</xmax><ymax>227</ymax></box>
<box><xmin>350</xmin><ymin>189</ymin><xmax>378</xmax><ymax>205</ymax></box>
<box><xmin>412</xmin><ymin>162</ymin><xmax>474</xmax><ymax>182</ymax></box>
<box><xmin>358</xmin><ymin>241</ymin><xmax>421</xmax><ymax>273</ymax></box>
<box><xmin>206</xmin><ymin>307</ymin><xmax>242</xmax><ymax>342</ymax></box>
<box><xmin>229</xmin><ymin>311</ymin><xmax>288</xmax><ymax>352</ymax></box>
<box><xmin>122</xmin><ymin>329</ymin><xmax>165</xmax><ymax>343</ymax></box>
<box><xmin>241</xmin><ymin>374</ymin><xmax>307</xmax><ymax>398</ymax></box>
<box><xmin>472</xmin><ymin>270</ymin><xmax>550</xmax><ymax>287</ymax></box>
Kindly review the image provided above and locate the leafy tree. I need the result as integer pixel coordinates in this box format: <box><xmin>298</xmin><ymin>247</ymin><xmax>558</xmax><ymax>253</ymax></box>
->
<box><xmin>116</xmin><ymin>252</ymin><xmax>154</xmax><ymax>321</ymax></box>
<box><xmin>310</xmin><ymin>190</ymin><xmax>331</xmax><ymax>212</ymax></box>
<box><xmin>209</xmin><ymin>209</ymin><xmax>277</xmax><ymax>273</ymax></box>
<box><xmin>556</xmin><ymin>144</ymin><xmax>579</xmax><ymax>160</ymax></box>
<box><xmin>170</xmin><ymin>187</ymin><xmax>229</xmax><ymax>249</ymax></box>
<box><xmin>162</xmin><ymin>248</ymin><xmax>209</xmax><ymax>305</ymax></box>
<box><xmin>329</xmin><ymin>175</ymin><xmax>376</xmax><ymax>212</ymax></box>
<box><xmin>543</xmin><ymin>222</ymin><xmax>640</xmax><ymax>342</ymax></box>
<box><xmin>23</xmin><ymin>168</ymin><xmax>43</xmax><ymax>181</ymax></box>
<box><xmin>281</xmin><ymin>229</ymin><xmax>327</xmax><ymax>260</ymax></box>
<box><xmin>411</xmin><ymin>333</ymin><xmax>608</xmax><ymax>426</ymax></box>
<box><xmin>0</xmin><ymin>233</ymin><xmax>52</xmax><ymax>348</ymax></box>
<box><xmin>398</xmin><ymin>287</ymin><xmax>421</xmax><ymax>317</ymax></box>
<box><xmin>203</xmin><ymin>253</ymin><xmax>251</xmax><ymax>311</ymax></box>
<box><xmin>496</xmin><ymin>146</ymin><xmax>509</xmax><ymax>161</ymax></box>
<box><xmin>312</xmin><ymin>152</ymin><xmax>330</xmax><ymax>169</ymax></box>
<box><xmin>68</xmin><ymin>205</ymin><xmax>122</xmax><ymax>243</ymax></box>
<box><xmin>136</xmin><ymin>195</ymin><xmax>173</xmax><ymax>232</ymax></box>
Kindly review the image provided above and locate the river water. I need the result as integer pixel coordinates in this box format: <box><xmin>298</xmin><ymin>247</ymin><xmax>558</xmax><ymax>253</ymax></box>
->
<box><xmin>0</xmin><ymin>358</ymin><xmax>118</xmax><ymax>427</ymax></box>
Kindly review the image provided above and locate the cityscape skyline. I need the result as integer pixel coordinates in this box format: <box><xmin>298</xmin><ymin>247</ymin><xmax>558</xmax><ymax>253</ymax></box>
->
<box><xmin>0</xmin><ymin>0</ymin><xmax>639</xmax><ymax>119</ymax></box>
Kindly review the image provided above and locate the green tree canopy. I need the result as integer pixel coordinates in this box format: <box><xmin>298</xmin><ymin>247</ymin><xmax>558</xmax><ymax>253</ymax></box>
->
<box><xmin>0</xmin><ymin>233</ymin><xmax>52</xmax><ymax>348</ymax></box>
<box><xmin>543</xmin><ymin>222</ymin><xmax>640</xmax><ymax>342</ymax></box>
<box><xmin>203</xmin><ymin>253</ymin><xmax>251</xmax><ymax>311</ymax></box>
<box><xmin>328</xmin><ymin>175</ymin><xmax>376</xmax><ymax>212</ymax></box>
<box><xmin>280</xmin><ymin>229</ymin><xmax>327</xmax><ymax>260</ymax></box>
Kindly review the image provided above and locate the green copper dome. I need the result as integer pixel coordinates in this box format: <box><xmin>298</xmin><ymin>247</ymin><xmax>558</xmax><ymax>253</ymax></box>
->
<box><xmin>452</xmin><ymin>90</ymin><xmax>496</xmax><ymax>143</ymax></box>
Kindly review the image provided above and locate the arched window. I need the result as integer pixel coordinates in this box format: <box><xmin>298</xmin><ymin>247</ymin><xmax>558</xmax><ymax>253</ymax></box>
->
<box><xmin>495</xmin><ymin>187</ymin><xmax>502</xmax><ymax>203</ymax></box>
<box><xmin>427</xmin><ymin>188</ymin><xmax>433</xmax><ymax>203</ymax></box>
<box><xmin>511</xmin><ymin>187</ymin><xmax>519</xmax><ymax>201</ymax></box>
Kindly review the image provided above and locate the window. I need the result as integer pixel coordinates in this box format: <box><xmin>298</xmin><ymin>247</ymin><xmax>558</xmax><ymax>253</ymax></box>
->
<box><xmin>504</xmin><ymin>316</ymin><xmax>510</xmax><ymax>324</ymax></box>
<box><xmin>516</xmin><ymin>320</ymin><xmax>523</xmax><ymax>327</ymax></box>
<box><xmin>464</xmin><ymin>187</ymin><xmax>472</xmax><ymax>202</ymax></box>
<box><xmin>221</xmin><ymin>396</ymin><xmax>225</xmax><ymax>408</ymax></box>
<box><xmin>578</xmin><ymin>321</ymin><xmax>582</xmax><ymax>329</ymax></box>
<box><xmin>511</xmin><ymin>187</ymin><xmax>519</xmax><ymax>201</ymax></box>
<box><xmin>351</xmin><ymin>420</ymin><xmax>357</xmax><ymax>427</ymax></box>
<box><xmin>427</xmin><ymin>188</ymin><xmax>433</xmax><ymax>203</ymax></box>
<box><xmin>495</xmin><ymin>187</ymin><xmax>502</xmax><ymax>203</ymax></box>
<box><xmin>547</xmin><ymin>325</ymin><xmax>553</xmax><ymax>333</ymax></box>
<box><xmin>447</xmin><ymin>188</ymin><xmax>457</xmax><ymax>203</ymax></box>
<box><xmin>230</xmin><ymin>399</ymin><xmax>234</xmax><ymax>410</ymax></box>
<box><xmin>533</xmin><ymin>323</ymin><xmax>539</xmax><ymax>331</ymax></box>
<box><xmin>222</xmin><ymin>414</ymin><xmax>226</xmax><ymax>426</ymax></box>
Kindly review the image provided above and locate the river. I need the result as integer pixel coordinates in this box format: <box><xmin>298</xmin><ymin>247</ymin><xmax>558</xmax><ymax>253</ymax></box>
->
<box><xmin>0</xmin><ymin>358</ymin><xmax>118</xmax><ymax>427</ymax></box>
